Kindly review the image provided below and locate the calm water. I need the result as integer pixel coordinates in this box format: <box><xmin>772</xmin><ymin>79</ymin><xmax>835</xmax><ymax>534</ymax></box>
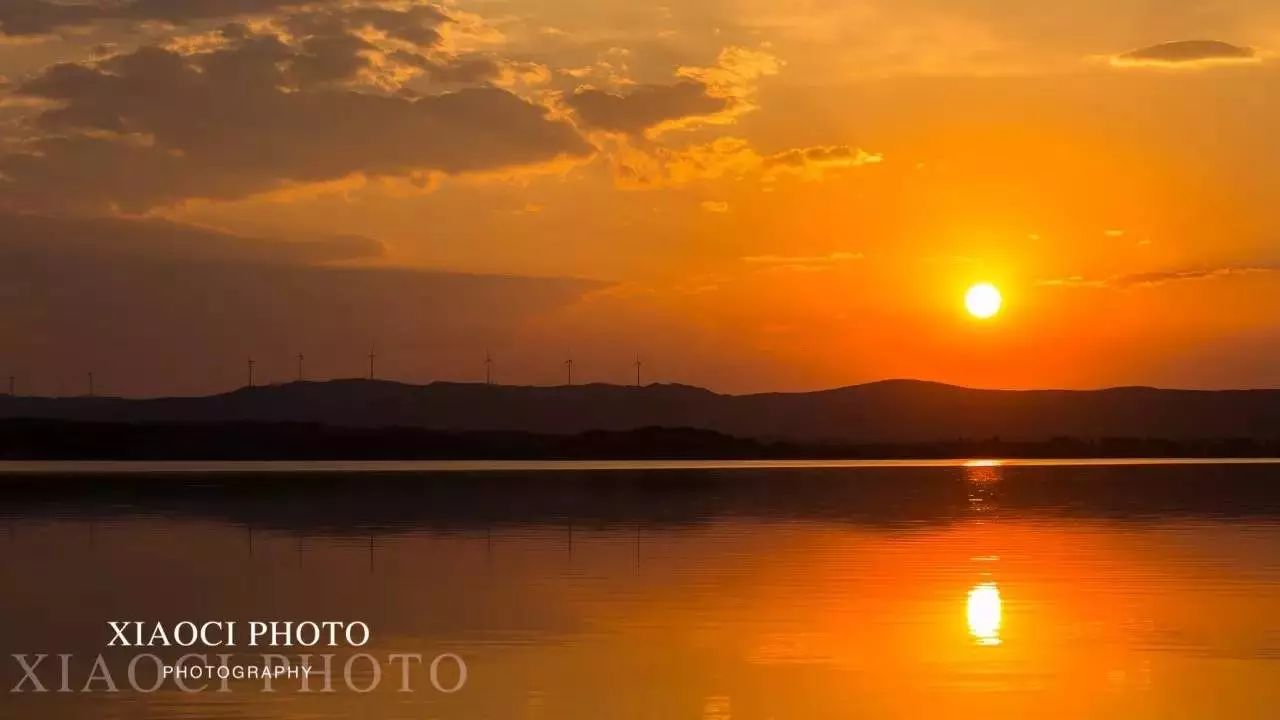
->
<box><xmin>1</xmin><ymin>461</ymin><xmax>1279</xmax><ymax>719</ymax></box>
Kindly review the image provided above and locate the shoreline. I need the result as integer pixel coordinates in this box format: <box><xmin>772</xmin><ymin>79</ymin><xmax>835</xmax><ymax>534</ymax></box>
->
<box><xmin>3</xmin><ymin>456</ymin><xmax>1280</xmax><ymax>474</ymax></box>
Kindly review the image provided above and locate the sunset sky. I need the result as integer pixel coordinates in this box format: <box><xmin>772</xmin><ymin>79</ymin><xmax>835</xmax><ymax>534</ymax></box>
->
<box><xmin>1</xmin><ymin>0</ymin><xmax>1278</xmax><ymax>396</ymax></box>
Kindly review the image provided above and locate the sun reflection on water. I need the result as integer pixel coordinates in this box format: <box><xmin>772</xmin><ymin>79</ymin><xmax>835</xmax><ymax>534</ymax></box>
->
<box><xmin>962</xmin><ymin>459</ymin><xmax>1004</xmax><ymax>468</ymax></box>
<box><xmin>967</xmin><ymin>582</ymin><xmax>1003</xmax><ymax>646</ymax></box>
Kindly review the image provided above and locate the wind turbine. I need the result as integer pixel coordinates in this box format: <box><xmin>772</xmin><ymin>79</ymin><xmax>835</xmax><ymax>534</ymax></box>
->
<box><xmin>634</xmin><ymin>356</ymin><xmax>642</xmax><ymax>387</ymax></box>
<box><xmin>297</xmin><ymin>353</ymin><xmax>305</xmax><ymax>382</ymax></box>
<box><xmin>485</xmin><ymin>350</ymin><xmax>493</xmax><ymax>385</ymax></box>
<box><xmin>564</xmin><ymin>357</ymin><xmax>573</xmax><ymax>386</ymax></box>
<box><xmin>368</xmin><ymin>345</ymin><xmax>376</xmax><ymax>380</ymax></box>
<box><xmin>247</xmin><ymin>358</ymin><xmax>256</xmax><ymax>388</ymax></box>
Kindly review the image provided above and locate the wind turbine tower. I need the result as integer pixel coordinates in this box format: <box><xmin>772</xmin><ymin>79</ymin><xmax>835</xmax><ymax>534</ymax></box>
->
<box><xmin>247</xmin><ymin>358</ymin><xmax>256</xmax><ymax>388</ymax></box>
<box><xmin>565</xmin><ymin>357</ymin><xmax>573</xmax><ymax>386</ymax></box>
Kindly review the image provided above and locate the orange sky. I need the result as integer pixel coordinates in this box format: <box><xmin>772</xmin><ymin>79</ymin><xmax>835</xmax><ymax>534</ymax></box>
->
<box><xmin>0</xmin><ymin>1</ymin><xmax>1278</xmax><ymax>395</ymax></box>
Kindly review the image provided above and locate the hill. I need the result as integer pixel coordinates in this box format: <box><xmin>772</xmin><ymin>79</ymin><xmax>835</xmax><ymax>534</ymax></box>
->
<box><xmin>2</xmin><ymin>379</ymin><xmax>1279</xmax><ymax>444</ymax></box>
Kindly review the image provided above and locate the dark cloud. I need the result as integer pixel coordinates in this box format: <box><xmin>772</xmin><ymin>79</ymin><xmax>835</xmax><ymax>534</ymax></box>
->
<box><xmin>0</xmin><ymin>31</ymin><xmax>592</xmax><ymax>211</ymax></box>
<box><xmin>565</xmin><ymin>81</ymin><xmax>729</xmax><ymax>135</ymax></box>
<box><xmin>0</xmin><ymin>212</ymin><xmax>385</xmax><ymax>265</ymax></box>
<box><xmin>0</xmin><ymin>0</ymin><xmax>327</xmax><ymax>36</ymax></box>
<box><xmin>282</xmin><ymin>4</ymin><xmax>449</xmax><ymax>49</ymax></box>
<box><xmin>418</xmin><ymin>54</ymin><xmax>505</xmax><ymax>85</ymax></box>
<box><xmin>0</xmin><ymin>213</ymin><xmax>598</xmax><ymax>396</ymax></box>
<box><xmin>289</xmin><ymin>31</ymin><xmax>378</xmax><ymax>88</ymax></box>
<box><xmin>333</xmin><ymin>4</ymin><xmax>449</xmax><ymax>46</ymax></box>
<box><xmin>1115</xmin><ymin>40</ymin><xmax>1259</xmax><ymax>66</ymax></box>
<box><xmin>0</xmin><ymin>0</ymin><xmax>105</xmax><ymax>36</ymax></box>
<box><xmin>0</xmin><ymin>0</ymin><xmax>450</xmax><ymax>53</ymax></box>
<box><xmin>383</xmin><ymin>51</ymin><xmax>510</xmax><ymax>87</ymax></box>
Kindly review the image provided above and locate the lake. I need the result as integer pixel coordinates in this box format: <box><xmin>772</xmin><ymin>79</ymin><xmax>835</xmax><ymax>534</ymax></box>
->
<box><xmin>1</xmin><ymin>460</ymin><xmax>1278</xmax><ymax>718</ymax></box>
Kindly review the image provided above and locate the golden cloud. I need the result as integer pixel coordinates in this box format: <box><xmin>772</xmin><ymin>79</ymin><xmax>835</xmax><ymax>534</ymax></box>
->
<box><xmin>609</xmin><ymin>136</ymin><xmax>881</xmax><ymax>189</ymax></box>
<box><xmin>1039</xmin><ymin>266</ymin><xmax>1277</xmax><ymax>289</ymax></box>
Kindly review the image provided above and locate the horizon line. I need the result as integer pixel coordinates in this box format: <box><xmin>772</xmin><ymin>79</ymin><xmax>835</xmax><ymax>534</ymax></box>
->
<box><xmin>4</xmin><ymin>376</ymin><xmax>1280</xmax><ymax>402</ymax></box>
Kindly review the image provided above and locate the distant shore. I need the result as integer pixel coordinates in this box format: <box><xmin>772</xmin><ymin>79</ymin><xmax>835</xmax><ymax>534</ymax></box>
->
<box><xmin>2</xmin><ymin>419</ymin><xmax>1278</xmax><ymax>461</ymax></box>
<box><xmin>6</xmin><ymin>379</ymin><xmax>1280</xmax><ymax>449</ymax></box>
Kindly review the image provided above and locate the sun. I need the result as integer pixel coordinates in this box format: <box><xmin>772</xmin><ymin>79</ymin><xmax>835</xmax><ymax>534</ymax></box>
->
<box><xmin>964</xmin><ymin>282</ymin><xmax>1002</xmax><ymax>319</ymax></box>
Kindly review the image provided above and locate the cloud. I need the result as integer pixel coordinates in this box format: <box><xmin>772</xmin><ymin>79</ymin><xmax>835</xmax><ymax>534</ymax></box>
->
<box><xmin>409</xmin><ymin>53</ymin><xmax>503</xmax><ymax>85</ymax></box>
<box><xmin>0</xmin><ymin>213</ymin><xmax>598</xmax><ymax>396</ymax></box>
<box><xmin>0</xmin><ymin>0</ymin><xmax>335</xmax><ymax>36</ymax></box>
<box><xmin>1119</xmin><ymin>267</ymin><xmax>1275</xmax><ymax>286</ymax></box>
<box><xmin>677</xmin><ymin>47</ymin><xmax>781</xmax><ymax>100</ymax></box>
<box><xmin>1036</xmin><ymin>275</ymin><xmax>1107</xmax><ymax>288</ymax></box>
<box><xmin>0</xmin><ymin>26</ymin><xmax>592</xmax><ymax>211</ymax></box>
<box><xmin>743</xmin><ymin>251</ymin><xmax>863</xmax><ymax>264</ymax></box>
<box><xmin>0</xmin><ymin>212</ymin><xmax>385</xmax><ymax>265</ymax></box>
<box><xmin>700</xmin><ymin>200</ymin><xmax>729</xmax><ymax>213</ymax></box>
<box><xmin>566</xmin><ymin>81</ymin><xmax>730</xmax><ymax>136</ymax></box>
<box><xmin>741</xmin><ymin>251</ymin><xmax>863</xmax><ymax>272</ymax></box>
<box><xmin>0</xmin><ymin>1</ymin><xmax>115</xmax><ymax>36</ymax></box>
<box><xmin>288</xmin><ymin>4</ymin><xmax>450</xmax><ymax>48</ymax></box>
<box><xmin>610</xmin><ymin>136</ymin><xmax>881</xmax><ymax>188</ymax></box>
<box><xmin>1111</xmin><ymin>40</ymin><xmax>1261</xmax><ymax>68</ymax></box>
<box><xmin>614</xmin><ymin>137</ymin><xmax>759</xmax><ymax>187</ymax></box>
<box><xmin>565</xmin><ymin>46</ymin><xmax>780</xmax><ymax>138</ymax></box>
<box><xmin>1039</xmin><ymin>266</ymin><xmax>1277</xmax><ymax>289</ymax></box>
<box><xmin>762</xmin><ymin>145</ymin><xmax>883</xmax><ymax>180</ymax></box>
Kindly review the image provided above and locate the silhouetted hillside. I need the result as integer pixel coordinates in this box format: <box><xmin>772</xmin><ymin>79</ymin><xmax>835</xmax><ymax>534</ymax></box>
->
<box><xmin>0</xmin><ymin>420</ymin><xmax>1276</xmax><ymax>461</ymax></box>
<box><xmin>2</xmin><ymin>379</ymin><xmax>1280</xmax><ymax>444</ymax></box>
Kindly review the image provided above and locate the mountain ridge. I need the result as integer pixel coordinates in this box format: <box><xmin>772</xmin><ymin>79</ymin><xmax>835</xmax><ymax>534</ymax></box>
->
<box><xmin>2</xmin><ymin>378</ymin><xmax>1279</xmax><ymax>443</ymax></box>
